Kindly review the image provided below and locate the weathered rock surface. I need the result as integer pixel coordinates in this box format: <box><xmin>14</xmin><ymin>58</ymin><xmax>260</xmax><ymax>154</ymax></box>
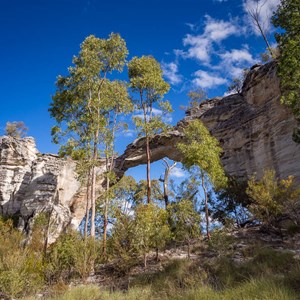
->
<box><xmin>1</xmin><ymin>61</ymin><xmax>299</xmax><ymax>241</ymax></box>
<box><xmin>116</xmin><ymin>61</ymin><xmax>300</xmax><ymax>183</ymax></box>
<box><xmin>0</xmin><ymin>136</ymin><xmax>81</xmax><ymax>243</ymax></box>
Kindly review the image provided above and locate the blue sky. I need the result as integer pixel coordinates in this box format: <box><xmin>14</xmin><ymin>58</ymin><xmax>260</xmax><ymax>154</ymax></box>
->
<box><xmin>0</xmin><ymin>0</ymin><xmax>280</xmax><ymax>181</ymax></box>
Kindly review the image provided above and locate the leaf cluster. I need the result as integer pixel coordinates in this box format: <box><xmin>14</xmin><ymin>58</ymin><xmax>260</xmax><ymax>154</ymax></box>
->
<box><xmin>272</xmin><ymin>0</ymin><xmax>300</xmax><ymax>122</ymax></box>
<box><xmin>177</xmin><ymin>120</ymin><xmax>227</xmax><ymax>190</ymax></box>
<box><xmin>246</xmin><ymin>170</ymin><xmax>300</xmax><ymax>226</ymax></box>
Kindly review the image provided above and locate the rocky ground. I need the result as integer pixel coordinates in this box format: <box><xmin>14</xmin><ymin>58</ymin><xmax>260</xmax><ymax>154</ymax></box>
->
<box><xmin>79</xmin><ymin>225</ymin><xmax>300</xmax><ymax>292</ymax></box>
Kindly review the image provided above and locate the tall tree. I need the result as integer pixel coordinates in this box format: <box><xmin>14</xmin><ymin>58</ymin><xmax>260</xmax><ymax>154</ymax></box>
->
<box><xmin>128</xmin><ymin>56</ymin><xmax>171</xmax><ymax>203</ymax></box>
<box><xmin>177</xmin><ymin>120</ymin><xmax>227</xmax><ymax>240</ymax></box>
<box><xmin>245</xmin><ymin>0</ymin><xmax>276</xmax><ymax>57</ymax></box>
<box><xmin>101</xmin><ymin>80</ymin><xmax>132</xmax><ymax>256</ymax></box>
<box><xmin>272</xmin><ymin>0</ymin><xmax>300</xmax><ymax>142</ymax></box>
<box><xmin>49</xmin><ymin>33</ymin><xmax>128</xmax><ymax>238</ymax></box>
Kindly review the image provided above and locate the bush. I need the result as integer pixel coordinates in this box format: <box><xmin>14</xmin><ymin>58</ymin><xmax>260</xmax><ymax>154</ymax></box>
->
<box><xmin>0</xmin><ymin>218</ymin><xmax>44</xmax><ymax>298</ymax></box>
<box><xmin>208</xmin><ymin>228</ymin><xmax>235</xmax><ymax>256</ymax></box>
<box><xmin>46</xmin><ymin>231</ymin><xmax>99</xmax><ymax>282</ymax></box>
<box><xmin>247</xmin><ymin>170</ymin><xmax>300</xmax><ymax>228</ymax></box>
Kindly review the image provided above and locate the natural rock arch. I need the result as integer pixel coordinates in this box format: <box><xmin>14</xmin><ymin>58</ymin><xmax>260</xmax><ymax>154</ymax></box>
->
<box><xmin>1</xmin><ymin>61</ymin><xmax>300</xmax><ymax>242</ymax></box>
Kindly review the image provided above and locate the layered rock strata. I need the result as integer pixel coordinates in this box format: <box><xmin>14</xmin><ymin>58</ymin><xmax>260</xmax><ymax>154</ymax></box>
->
<box><xmin>116</xmin><ymin>61</ymin><xmax>300</xmax><ymax>183</ymax></box>
<box><xmin>1</xmin><ymin>61</ymin><xmax>299</xmax><ymax>240</ymax></box>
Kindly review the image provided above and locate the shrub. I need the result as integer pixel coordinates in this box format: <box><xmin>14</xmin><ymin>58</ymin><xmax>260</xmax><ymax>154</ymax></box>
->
<box><xmin>46</xmin><ymin>231</ymin><xmax>99</xmax><ymax>282</ymax></box>
<box><xmin>208</xmin><ymin>228</ymin><xmax>235</xmax><ymax>256</ymax></box>
<box><xmin>247</xmin><ymin>170</ymin><xmax>300</xmax><ymax>228</ymax></box>
<box><xmin>0</xmin><ymin>218</ymin><xmax>44</xmax><ymax>298</ymax></box>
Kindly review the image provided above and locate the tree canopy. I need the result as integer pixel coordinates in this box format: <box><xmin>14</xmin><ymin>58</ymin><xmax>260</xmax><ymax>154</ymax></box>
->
<box><xmin>272</xmin><ymin>0</ymin><xmax>300</xmax><ymax>140</ymax></box>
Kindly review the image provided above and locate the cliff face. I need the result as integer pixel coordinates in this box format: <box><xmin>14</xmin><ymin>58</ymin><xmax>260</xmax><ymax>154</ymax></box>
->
<box><xmin>0</xmin><ymin>137</ymin><xmax>81</xmax><ymax>243</ymax></box>
<box><xmin>116</xmin><ymin>61</ymin><xmax>300</xmax><ymax>183</ymax></box>
<box><xmin>1</xmin><ymin>61</ymin><xmax>299</xmax><ymax>240</ymax></box>
<box><xmin>195</xmin><ymin>61</ymin><xmax>300</xmax><ymax>182</ymax></box>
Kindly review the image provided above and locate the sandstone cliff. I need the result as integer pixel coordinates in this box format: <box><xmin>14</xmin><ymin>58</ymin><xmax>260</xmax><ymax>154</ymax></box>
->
<box><xmin>1</xmin><ymin>61</ymin><xmax>299</xmax><ymax>240</ymax></box>
<box><xmin>116</xmin><ymin>61</ymin><xmax>300</xmax><ymax>183</ymax></box>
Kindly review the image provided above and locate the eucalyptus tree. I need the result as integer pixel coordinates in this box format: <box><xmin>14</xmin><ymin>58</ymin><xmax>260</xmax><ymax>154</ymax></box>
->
<box><xmin>49</xmin><ymin>33</ymin><xmax>128</xmax><ymax>238</ymax></box>
<box><xmin>100</xmin><ymin>80</ymin><xmax>132</xmax><ymax>256</ymax></box>
<box><xmin>272</xmin><ymin>0</ymin><xmax>300</xmax><ymax>142</ymax></box>
<box><xmin>177</xmin><ymin>120</ymin><xmax>227</xmax><ymax>240</ymax></box>
<box><xmin>128</xmin><ymin>56</ymin><xmax>171</xmax><ymax>203</ymax></box>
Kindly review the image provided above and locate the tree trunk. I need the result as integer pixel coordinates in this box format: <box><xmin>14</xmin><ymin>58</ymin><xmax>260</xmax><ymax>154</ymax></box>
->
<box><xmin>163</xmin><ymin>168</ymin><xmax>169</xmax><ymax>208</ymax></box>
<box><xmin>144</xmin><ymin>251</ymin><xmax>147</xmax><ymax>269</ymax></box>
<box><xmin>187</xmin><ymin>240</ymin><xmax>190</xmax><ymax>259</ymax></box>
<box><xmin>201</xmin><ymin>173</ymin><xmax>210</xmax><ymax>240</ymax></box>
<box><xmin>162</xmin><ymin>160</ymin><xmax>177</xmax><ymax>209</ymax></box>
<box><xmin>90</xmin><ymin>132</ymin><xmax>98</xmax><ymax>238</ymax></box>
<box><xmin>146</xmin><ymin>135</ymin><xmax>151</xmax><ymax>203</ymax></box>
<box><xmin>256</xmin><ymin>20</ymin><xmax>274</xmax><ymax>57</ymax></box>
<box><xmin>84</xmin><ymin>170</ymin><xmax>91</xmax><ymax>239</ymax></box>
<box><xmin>103</xmin><ymin>159</ymin><xmax>109</xmax><ymax>258</ymax></box>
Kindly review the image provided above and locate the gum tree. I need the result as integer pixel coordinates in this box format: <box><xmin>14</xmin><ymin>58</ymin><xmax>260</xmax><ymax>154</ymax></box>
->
<box><xmin>128</xmin><ymin>56</ymin><xmax>171</xmax><ymax>203</ymax></box>
<box><xmin>101</xmin><ymin>80</ymin><xmax>132</xmax><ymax>256</ymax></box>
<box><xmin>177</xmin><ymin>120</ymin><xmax>227</xmax><ymax>240</ymax></box>
<box><xmin>49</xmin><ymin>33</ymin><xmax>128</xmax><ymax>238</ymax></box>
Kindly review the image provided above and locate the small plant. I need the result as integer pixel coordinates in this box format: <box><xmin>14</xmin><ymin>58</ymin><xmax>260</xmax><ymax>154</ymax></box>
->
<box><xmin>208</xmin><ymin>228</ymin><xmax>235</xmax><ymax>256</ymax></box>
<box><xmin>5</xmin><ymin>121</ymin><xmax>28</xmax><ymax>138</ymax></box>
<box><xmin>0</xmin><ymin>218</ymin><xmax>44</xmax><ymax>298</ymax></box>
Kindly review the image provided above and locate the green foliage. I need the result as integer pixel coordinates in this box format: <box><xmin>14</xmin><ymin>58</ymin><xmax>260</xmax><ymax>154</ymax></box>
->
<box><xmin>272</xmin><ymin>0</ymin><xmax>300</xmax><ymax>123</ymax></box>
<box><xmin>128</xmin><ymin>55</ymin><xmax>170</xmax><ymax>99</ymax></box>
<box><xmin>133</xmin><ymin>179</ymin><xmax>164</xmax><ymax>205</ymax></box>
<box><xmin>187</xmin><ymin>88</ymin><xmax>206</xmax><ymax>108</ymax></box>
<box><xmin>177</xmin><ymin>120</ymin><xmax>227</xmax><ymax>190</ymax></box>
<box><xmin>246</xmin><ymin>170</ymin><xmax>300</xmax><ymax>226</ymax></box>
<box><xmin>0</xmin><ymin>218</ymin><xmax>44</xmax><ymax>298</ymax></box>
<box><xmin>208</xmin><ymin>228</ymin><xmax>235</xmax><ymax>256</ymax></box>
<box><xmin>109</xmin><ymin>212</ymin><xmax>137</xmax><ymax>274</ymax></box>
<box><xmin>169</xmin><ymin>199</ymin><xmax>200</xmax><ymax>245</ymax></box>
<box><xmin>132</xmin><ymin>259</ymin><xmax>207</xmax><ymax>297</ymax></box>
<box><xmin>50</xmin><ymin>33</ymin><xmax>130</xmax><ymax>155</ymax></box>
<box><xmin>128</xmin><ymin>55</ymin><xmax>171</xmax><ymax>203</ymax></box>
<box><xmin>205</xmin><ymin>247</ymin><xmax>297</xmax><ymax>292</ymax></box>
<box><xmin>214</xmin><ymin>177</ymin><xmax>251</xmax><ymax>227</ymax></box>
<box><xmin>134</xmin><ymin>203</ymin><xmax>171</xmax><ymax>266</ymax></box>
<box><xmin>50</xmin><ymin>33</ymin><xmax>132</xmax><ymax>238</ymax></box>
<box><xmin>260</xmin><ymin>47</ymin><xmax>280</xmax><ymax>63</ymax></box>
<box><xmin>46</xmin><ymin>231</ymin><xmax>99</xmax><ymax>281</ymax></box>
<box><xmin>5</xmin><ymin>121</ymin><xmax>28</xmax><ymax>138</ymax></box>
<box><xmin>128</xmin><ymin>55</ymin><xmax>172</xmax><ymax>138</ymax></box>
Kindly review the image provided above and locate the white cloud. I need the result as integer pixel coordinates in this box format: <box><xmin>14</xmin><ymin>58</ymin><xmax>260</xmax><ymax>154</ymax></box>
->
<box><xmin>162</xmin><ymin>62</ymin><xmax>183</xmax><ymax>85</ymax></box>
<box><xmin>134</xmin><ymin>107</ymin><xmax>172</xmax><ymax>123</ymax></box>
<box><xmin>192</xmin><ymin>70</ymin><xmax>227</xmax><ymax>89</ymax></box>
<box><xmin>223</xmin><ymin>90</ymin><xmax>236</xmax><ymax>97</ymax></box>
<box><xmin>152</xmin><ymin>108</ymin><xmax>163</xmax><ymax>115</ymax></box>
<box><xmin>213</xmin><ymin>0</ymin><xmax>228</xmax><ymax>2</ymax></box>
<box><xmin>243</xmin><ymin>0</ymin><xmax>281</xmax><ymax>35</ymax></box>
<box><xmin>203</xmin><ymin>16</ymin><xmax>239</xmax><ymax>42</ymax></box>
<box><xmin>170</xmin><ymin>167</ymin><xmax>186</xmax><ymax>178</ymax></box>
<box><xmin>220</xmin><ymin>48</ymin><xmax>255</xmax><ymax>64</ymax></box>
<box><xmin>217</xmin><ymin>48</ymin><xmax>256</xmax><ymax>77</ymax></box>
<box><xmin>123</xmin><ymin>129</ymin><xmax>135</xmax><ymax>137</ymax></box>
<box><xmin>183</xmin><ymin>34</ymin><xmax>212</xmax><ymax>63</ymax></box>
<box><xmin>180</xmin><ymin>15</ymin><xmax>241</xmax><ymax>64</ymax></box>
